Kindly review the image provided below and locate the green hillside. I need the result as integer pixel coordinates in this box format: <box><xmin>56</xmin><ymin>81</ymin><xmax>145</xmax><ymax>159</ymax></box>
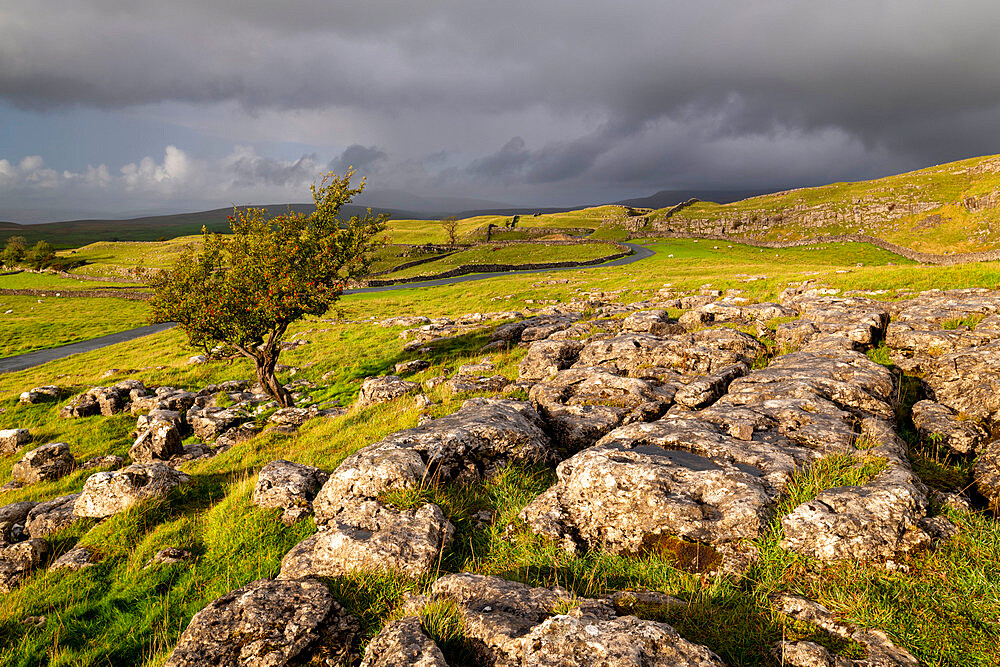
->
<box><xmin>652</xmin><ymin>154</ymin><xmax>1000</xmax><ymax>253</ymax></box>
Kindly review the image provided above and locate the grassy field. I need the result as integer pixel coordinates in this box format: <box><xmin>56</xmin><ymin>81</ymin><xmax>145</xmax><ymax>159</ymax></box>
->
<box><xmin>663</xmin><ymin>153</ymin><xmax>1000</xmax><ymax>253</ymax></box>
<box><xmin>0</xmin><ymin>295</ymin><xmax>150</xmax><ymax>358</ymax></box>
<box><xmin>0</xmin><ymin>238</ymin><xmax>998</xmax><ymax>664</ymax></box>
<box><xmin>0</xmin><ymin>273</ymin><xmax>141</xmax><ymax>290</ymax></box>
<box><xmin>58</xmin><ymin>237</ymin><xmax>201</xmax><ymax>279</ymax></box>
<box><xmin>380</xmin><ymin>241</ymin><xmax>621</xmax><ymax>279</ymax></box>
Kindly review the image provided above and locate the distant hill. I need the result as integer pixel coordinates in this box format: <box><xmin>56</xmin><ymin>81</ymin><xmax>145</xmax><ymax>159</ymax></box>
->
<box><xmin>645</xmin><ymin>154</ymin><xmax>1000</xmax><ymax>254</ymax></box>
<box><xmin>615</xmin><ymin>189</ymin><xmax>771</xmax><ymax>209</ymax></box>
<box><xmin>0</xmin><ymin>203</ymin><xmax>423</xmax><ymax>248</ymax></box>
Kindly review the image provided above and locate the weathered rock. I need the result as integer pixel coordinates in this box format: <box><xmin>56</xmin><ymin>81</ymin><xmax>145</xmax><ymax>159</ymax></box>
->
<box><xmin>447</xmin><ymin>374</ymin><xmax>510</xmax><ymax>394</ymax></box>
<box><xmin>973</xmin><ymin>440</ymin><xmax>1000</xmax><ymax>509</ymax></box>
<box><xmin>518</xmin><ymin>340</ymin><xmax>585</xmax><ymax>381</ymax></box>
<box><xmin>528</xmin><ymin>366</ymin><xmax>673</xmax><ymax>452</ymax></box>
<box><xmin>779</xmin><ymin>466</ymin><xmax>930</xmax><ymax>562</ymax></box>
<box><xmin>89</xmin><ymin>386</ymin><xmax>127</xmax><ymax>416</ymax></box>
<box><xmin>136</xmin><ymin>409</ymin><xmax>183</xmax><ymax>432</ymax></box>
<box><xmin>0</xmin><ymin>501</ymin><xmax>35</xmax><ymax>544</ymax></box>
<box><xmin>0</xmin><ymin>429</ymin><xmax>31</xmax><ymax>456</ymax></box>
<box><xmin>253</xmin><ymin>460</ymin><xmax>329</xmax><ymax>524</ymax></box>
<box><xmin>74</xmin><ymin>463</ymin><xmax>191</xmax><ymax>518</ymax></box>
<box><xmin>430</xmin><ymin>573</ymin><xmax>723</xmax><ymax>667</ymax></box>
<box><xmin>11</xmin><ymin>442</ymin><xmax>75</xmax><ymax>485</ymax></box>
<box><xmin>214</xmin><ymin>422</ymin><xmax>262</xmax><ymax>449</ymax></box>
<box><xmin>674</xmin><ymin>362</ymin><xmax>749</xmax><ymax>409</ymax></box>
<box><xmin>394</xmin><ymin>359</ymin><xmax>430</xmax><ymax>375</ymax></box>
<box><xmin>313</xmin><ymin>398</ymin><xmax>552</xmax><ymax>521</ymax></box>
<box><xmin>164</xmin><ymin>577</ymin><xmax>358</xmax><ymax>667</ymax></box>
<box><xmin>79</xmin><ymin>454</ymin><xmax>127</xmax><ymax>471</ymax></box>
<box><xmin>509</xmin><ymin>609</ymin><xmax>726</xmax><ymax>666</ymax></box>
<box><xmin>920</xmin><ymin>348</ymin><xmax>1000</xmax><ymax>423</ymax></box>
<box><xmin>25</xmin><ymin>493</ymin><xmax>81</xmax><ymax>537</ymax></box>
<box><xmin>359</xmin><ymin>616</ymin><xmax>448</xmax><ymax>667</ymax></box>
<box><xmin>381</xmin><ymin>315</ymin><xmax>431</xmax><ymax>328</ymax></box>
<box><xmin>279</xmin><ymin>502</ymin><xmax>454</xmax><ymax>579</ymax></box>
<box><xmin>59</xmin><ymin>392</ymin><xmax>100</xmax><ymax>418</ymax></box>
<box><xmin>145</xmin><ymin>546</ymin><xmax>193</xmax><ymax>568</ymax></box>
<box><xmin>19</xmin><ymin>385</ymin><xmax>60</xmax><ymax>404</ymax></box>
<box><xmin>357</xmin><ymin>375</ymin><xmax>421</xmax><ymax>408</ymax></box>
<box><xmin>521</xmin><ymin>419</ymin><xmax>773</xmax><ymax>554</ymax></box>
<box><xmin>186</xmin><ymin>406</ymin><xmax>245</xmax><ymax>441</ymax></box>
<box><xmin>130</xmin><ymin>421</ymin><xmax>184</xmax><ymax>464</ymax></box>
<box><xmin>575</xmin><ymin>329</ymin><xmax>763</xmax><ymax>376</ymax></box>
<box><xmin>772</xmin><ymin>594</ymin><xmax>921</xmax><ymax>667</ymax></box>
<box><xmin>0</xmin><ymin>539</ymin><xmax>48</xmax><ymax>592</ymax></box>
<box><xmin>50</xmin><ymin>546</ymin><xmax>97</xmax><ymax>572</ymax></box>
<box><xmin>621</xmin><ymin>309</ymin><xmax>686</xmax><ymax>336</ymax></box>
<box><xmin>911</xmin><ymin>400</ymin><xmax>987</xmax><ymax>456</ymax></box>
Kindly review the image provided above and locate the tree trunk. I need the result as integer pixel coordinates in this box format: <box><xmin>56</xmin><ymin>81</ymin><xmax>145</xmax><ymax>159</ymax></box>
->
<box><xmin>255</xmin><ymin>351</ymin><xmax>293</xmax><ymax>407</ymax></box>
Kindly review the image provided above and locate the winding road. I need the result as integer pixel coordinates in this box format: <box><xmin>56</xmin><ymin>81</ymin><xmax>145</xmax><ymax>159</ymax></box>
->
<box><xmin>0</xmin><ymin>243</ymin><xmax>654</xmax><ymax>373</ymax></box>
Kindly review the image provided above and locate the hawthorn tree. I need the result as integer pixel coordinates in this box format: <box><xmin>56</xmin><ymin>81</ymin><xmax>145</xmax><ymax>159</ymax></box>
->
<box><xmin>441</xmin><ymin>215</ymin><xmax>459</xmax><ymax>247</ymax></box>
<box><xmin>150</xmin><ymin>171</ymin><xmax>387</xmax><ymax>406</ymax></box>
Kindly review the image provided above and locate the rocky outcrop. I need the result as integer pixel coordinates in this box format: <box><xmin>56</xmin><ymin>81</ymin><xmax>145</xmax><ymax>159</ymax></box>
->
<box><xmin>186</xmin><ymin>406</ymin><xmax>245</xmax><ymax>441</ymax></box>
<box><xmin>252</xmin><ymin>460</ymin><xmax>329</xmax><ymax>524</ymax></box>
<box><xmin>11</xmin><ymin>442</ymin><xmax>75</xmax><ymax>485</ymax></box>
<box><xmin>911</xmin><ymin>400</ymin><xmax>987</xmax><ymax>455</ymax></box>
<box><xmin>50</xmin><ymin>546</ymin><xmax>98</xmax><ymax>572</ymax></box>
<box><xmin>130</xmin><ymin>421</ymin><xmax>184</xmax><ymax>464</ymax></box>
<box><xmin>74</xmin><ymin>464</ymin><xmax>191</xmax><ymax>518</ymax></box>
<box><xmin>574</xmin><ymin>329</ymin><xmax>763</xmax><ymax>375</ymax></box>
<box><xmin>19</xmin><ymin>385</ymin><xmax>61</xmax><ymax>404</ymax></box>
<box><xmin>518</xmin><ymin>340</ymin><xmax>584</xmax><ymax>381</ymax></box>
<box><xmin>164</xmin><ymin>578</ymin><xmax>358</xmax><ymax>667</ymax></box>
<box><xmin>428</xmin><ymin>573</ymin><xmax>724</xmax><ymax>666</ymax></box>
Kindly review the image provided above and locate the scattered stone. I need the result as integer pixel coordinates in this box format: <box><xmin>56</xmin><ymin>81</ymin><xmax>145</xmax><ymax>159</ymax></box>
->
<box><xmin>279</xmin><ymin>501</ymin><xmax>454</xmax><ymax>579</ymax></box>
<box><xmin>11</xmin><ymin>442</ymin><xmax>75</xmax><ymax>485</ymax></box>
<box><xmin>80</xmin><ymin>454</ymin><xmax>127</xmax><ymax>471</ymax></box>
<box><xmin>214</xmin><ymin>422</ymin><xmax>262</xmax><ymax>449</ymax></box>
<box><xmin>50</xmin><ymin>546</ymin><xmax>97</xmax><ymax>572</ymax></box>
<box><xmin>164</xmin><ymin>577</ymin><xmax>358</xmax><ymax>667</ymax></box>
<box><xmin>357</xmin><ymin>375</ymin><xmax>421</xmax><ymax>408</ymax></box>
<box><xmin>0</xmin><ymin>429</ymin><xmax>31</xmax><ymax>456</ymax></box>
<box><xmin>186</xmin><ymin>355</ymin><xmax>208</xmax><ymax>365</ymax></box>
<box><xmin>394</xmin><ymin>359</ymin><xmax>430</xmax><ymax>375</ymax></box>
<box><xmin>145</xmin><ymin>547</ymin><xmax>193</xmax><ymax>568</ymax></box>
<box><xmin>381</xmin><ymin>315</ymin><xmax>431</xmax><ymax>327</ymax></box>
<box><xmin>25</xmin><ymin>493</ymin><xmax>81</xmax><ymax>537</ymax></box>
<box><xmin>973</xmin><ymin>440</ymin><xmax>1000</xmax><ymax>509</ymax></box>
<box><xmin>186</xmin><ymin>406</ymin><xmax>245</xmax><ymax>441</ymax></box>
<box><xmin>446</xmin><ymin>374</ymin><xmax>510</xmax><ymax>394</ymax></box>
<box><xmin>253</xmin><ymin>460</ymin><xmax>329</xmax><ymax>524</ymax></box>
<box><xmin>130</xmin><ymin>421</ymin><xmax>184</xmax><ymax>464</ymax></box>
<box><xmin>74</xmin><ymin>463</ymin><xmax>191</xmax><ymax>518</ymax></box>
<box><xmin>0</xmin><ymin>538</ymin><xmax>48</xmax><ymax>592</ymax></box>
<box><xmin>359</xmin><ymin>616</ymin><xmax>448</xmax><ymax>667</ymax></box>
<box><xmin>19</xmin><ymin>385</ymin><xmax>60</xmax><ymax>404</ymax></box>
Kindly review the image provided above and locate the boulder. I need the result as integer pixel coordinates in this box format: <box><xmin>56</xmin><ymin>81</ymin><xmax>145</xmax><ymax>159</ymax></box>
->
<box><xmin>313</xmin><ymin>398</ymin><xmax>552</xmax><ymax>521</ymax></box>
<box><xmin>429</xmin><ymin>573</ymin><xmax>723</xmax><ymax>667</ymax></box>
<box><xmin>253</xmin><ymin>460</ymin><xmax>329</xmax><ymax>524</ymax></box>
<box><xmin>0</xmin><ymin>538</ymin><xmax>48</xmax><ymax>592</ymax></box>
<box><xmin>186</xmin><ymin>406</ymin><xmax>245</xmax><ymax>441</ymax></box>
<box><xmin>518</xmin><ymin>340</ymin><xmax>585</xmax><ymax>381</ymax></box>
<box><xmin>911</xmin><ymin>400</ymin><xmax>987</xmax><ymax>456</ymax></box>
<box><xmin>919</xmin><ymin>348</ymin><xmax>1000</xmax><ymax>423</ymax></box>
<box><xmin>74</xmin><ymin>463</ymin><xmax>191</xmax><ymax>518</ymax></box>
<box><xmin>59</xmin><ymin>392</ymin><xmax>100</xmax><ymax>418</ymax></box>
<box><xmin>520</xmin><ymin>420</ymin><xmax>773</xmax><ymax>554</ymax></box>
<box><xmin>575</xmin><ymin>329</ymin><xmax>763</xmax><ymax>376</ymax></box>
<box><xmin>50</xmin><ymin>546</ymin><xmax>97</xmax><ymax>572</ymax></box>
<box><xmin>279</xmin><ymin>501</ymin><xmax>454</xmax><ymax>579</ymax></box>
<box><xmin>135</xmin><ymin>409</ymin><xmax>183</xmax><ymax>432</ymax></box>
<box><xmin>446</xmin><ymin>374</ymin><xmax>510</xmax><ymax>394</ymax></box>
<box><xmin>19</xmin><ymin>385</ymin><xmax>60</xmax><ymax>404</ymax></box>
<box><xmin>357</xmin><ymin>375</ymin><xmax>420</xmax><ymax>408</ymax></box>
<box><xmin>394</xmin><ymin>359</ymin><xmax>430</xmax><ymax>375</ymax></box>
<box><xmin>0</xmin><ymin>428</ymin><xmax>31</xmax><ymax>456</ymax></box>
<box><xmin>359</xmin><ymin>616</ymin><xmax>448</xmax><ymax>667</ymax></box>
<box><xmin>130</xmin><ymin>421</ymin><xmax>184</xmax><ymax>464</ymax></box>
<box><xmin>973</xmin><ymin>440</ymin><xmax>1000</xmax><ymax>509</ymax></box>
<box><xmin>621</xmin><ymin>309</ymin><xmax>686</xmax><ymax>336</ymax></box>
<box><xmin>11</xmin><ymin>442</ymin><xmax>75</xmax><ymax>485</ymax></box>
<box><xmin>0</xmin><ymin>501</ymin><xmax>35</xmax><ymax>544</ymax></box>
<box><xmin>779</xmin><ymin>466</ymin><xmax>931</xmax><ymax>561</ymax></box>
<box><xmin>25</xmin><ymin>493</ymin><xmax>81</xmax><ymax>537</ymax></box>
<box><xmin>164</xmin><ymin>578</ymin><xmax>358</xmax><ymax>667</ymax></box>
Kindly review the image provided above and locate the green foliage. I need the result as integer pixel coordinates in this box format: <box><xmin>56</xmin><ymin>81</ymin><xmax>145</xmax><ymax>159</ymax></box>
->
<box><xmin>941</xmin><ymin>313</ymin><xmax>985</xmax><ymax>330</ymax></box>
<box><xmin>1</xmin><ymin>235</ymin><xmax>27</xmax><ymax>267</ymax></box>
<box><xmin>149</xmin><ymin>171</ymin><xmax>387</xmax><ymax>404</ymax></box>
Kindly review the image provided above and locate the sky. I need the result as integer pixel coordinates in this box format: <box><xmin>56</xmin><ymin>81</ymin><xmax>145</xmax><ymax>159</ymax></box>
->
<box><xmin>3</xmin><ymin>1</ymin><xmax>1000</xmax><ymax>222</ymax></box>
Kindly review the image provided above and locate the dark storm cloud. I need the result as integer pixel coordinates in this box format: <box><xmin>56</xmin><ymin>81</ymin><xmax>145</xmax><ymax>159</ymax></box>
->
<box><xmin>328</xmin><ymin>145</ymin><xmax>388</xmax><ymax>176</ymax></box>
<box><xmin>4</xmin><ymin>0</ymin><xmax>1000</xmax><ymax>203</ymax></box>
<box><xmin>226</xmin><ymin>150</ymin><xmax>321</xmax><ymax>187</ymax></box>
